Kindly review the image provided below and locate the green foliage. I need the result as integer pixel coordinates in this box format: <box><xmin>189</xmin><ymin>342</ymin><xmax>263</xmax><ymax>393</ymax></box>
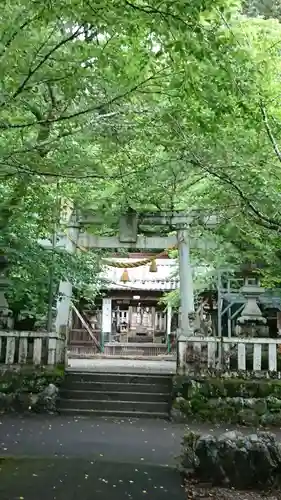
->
<box><xmin>2</xmin><ymin>0</ymin><xmax>281</xmax><ymax>317</ymax></box>
<box><xmin>0</xmin><ymin>367</ymin><xmax>64</xmax><ymax>413</ymax></box>
<box><xmin>0</xmin><ymin>366</ymin><xmax>64</xmax><ymax>394</ymax></box>
<box><xmin>174</xmin><ymin>376</ymin><xmax>281</xmax><ymax>399</ymax></box>
<box><xmin>0</xmin><ymin>181</ymin><xmax>102</xmax><ymax>318</ymax></box>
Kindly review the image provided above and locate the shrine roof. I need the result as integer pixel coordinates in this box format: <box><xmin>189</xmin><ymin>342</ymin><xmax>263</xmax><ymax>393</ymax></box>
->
<box><xmin>100</xmin><ymin>258</ymin><xmax>179</xmax><ymax>291</ymax></box>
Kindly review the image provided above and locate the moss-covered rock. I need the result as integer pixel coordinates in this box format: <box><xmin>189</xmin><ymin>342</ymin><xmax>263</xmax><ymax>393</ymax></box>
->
<box><xmin>170</xmin><ymin>407</ymin><xmax>188</xmax><ymax>423</ymax></box>
<box><xmin>0</xmin><ymin>392</ymin><xmax>14</xmax><ymax>411</ymax></box>
<box><xmin>266</xmin><ymin>396</ymin><xmax>281</xmax><ymax>411</ymax></box>
<box><xmin>237</xmin><ymin>409</ymin><xmax>260</xmax><ymax>426</ymax></box>
<box><xmin>0</xmin><ymin>366</ymin><xmax>64</xmax><ymax>414</ymax></box>
<box><xmin>173</xmin><ymin>396</ymin><xmax>185</xmax><ymax>410</ymax></box>
<box><xmin>260</xmin><ymin>412</ymin><xmax>281</xmax><ymax>426</ymax></box>
<box><xmin>174</xmin><ymin>376</ymin><xmax>281</xmax><ymax>399</ymax></box>
<box><xmin>244</xmin><ymin>398</ymin><xmax>267</xmax><ymax>415</ymax></box>
<box><xmin>204</xmin><ymin>399</ymin><xmax>237</xmax><ymax>424</ymax></box>
<box><xmin>172</xmin><ymin>375</ymin><xmax>281</xmax><ymax>426</ymax></box>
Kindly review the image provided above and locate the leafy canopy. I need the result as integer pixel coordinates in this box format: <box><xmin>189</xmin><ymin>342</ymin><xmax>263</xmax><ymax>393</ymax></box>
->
<box><xmin>1</xmin><ymin>0</ymin><xmax>281</xmax><ymax>316</ymax></box>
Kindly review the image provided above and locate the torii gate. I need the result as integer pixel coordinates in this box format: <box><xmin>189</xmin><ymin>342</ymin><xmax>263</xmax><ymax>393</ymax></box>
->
<box><xmin>54</xmin><ymin>208</ymin><xmax>216</xmax><ymax>368</ymax></box>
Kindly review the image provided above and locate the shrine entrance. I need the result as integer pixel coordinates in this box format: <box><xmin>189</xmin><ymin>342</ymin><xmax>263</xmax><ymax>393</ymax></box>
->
<box><xmin>67</xmin><ymin>265</ymin><xmax>178</xmax><ymax>361</ymax></box>
<box><xmin>106</xmin><ymin>297</ymin><xmax>171</xmax><ymax>358</ymax></box>
<box><xmin>56</xmin><ymin>209</ymin><xmax>214</xmax><ymax>369</ymax></box>
<box><xmin>112</xmin><ymin>299</ymin><xmax>166</xmax><ymax>343</ymax></box>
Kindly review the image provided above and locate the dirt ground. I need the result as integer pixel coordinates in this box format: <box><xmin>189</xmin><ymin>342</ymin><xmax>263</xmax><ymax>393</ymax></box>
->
<box><xmin>185</xmin><ymin>480</ymin><xmax>281</xmax><ymax>499</ymax></box>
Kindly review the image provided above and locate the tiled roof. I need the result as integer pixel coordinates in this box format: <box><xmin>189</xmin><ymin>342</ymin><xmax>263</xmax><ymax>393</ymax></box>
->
<box><xmin>100</xmin><ymin>258</ymin><xmax>179</xmax><ymax>291</ymax></box>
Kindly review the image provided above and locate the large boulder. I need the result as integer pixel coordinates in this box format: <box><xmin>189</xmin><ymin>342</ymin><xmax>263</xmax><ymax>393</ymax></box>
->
<box><xmin>181</xmin><ymin>430</ymin><xmax>281</xmax><ymax>489</ymax></box>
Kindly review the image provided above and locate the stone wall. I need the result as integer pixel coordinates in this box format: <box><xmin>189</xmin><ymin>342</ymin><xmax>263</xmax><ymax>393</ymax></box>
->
<box><xmin>0</xmin><ymin>366</ymin><xmax>64</xmax><ymax>413</ymax></box>
<box><xmin>181</xmin><ymin>429</ymin><xmax>281</xmax><ymax>489</ymax></box>
<box><xmin>172</xmin><ymin>375</ymin><xmax>281</xmax><ymax>426</ymax></box>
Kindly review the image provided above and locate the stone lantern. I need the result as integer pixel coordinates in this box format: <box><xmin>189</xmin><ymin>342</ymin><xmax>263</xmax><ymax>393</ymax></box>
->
<box><xmin>236</xmin><ymin>276</ymin><xmax>268</xmax><ymax>338</ymax></box>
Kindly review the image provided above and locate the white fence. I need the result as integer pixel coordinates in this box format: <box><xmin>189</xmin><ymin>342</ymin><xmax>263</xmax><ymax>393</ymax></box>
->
<box><xmin>0</xmin><ymin>331</ymin><xmax>65</xmax><ymax>366</ymax></box>
<box><xmin>178</xmin><ymin>336</ymin><xmax>281</xmax><ymax>373</ymax></box>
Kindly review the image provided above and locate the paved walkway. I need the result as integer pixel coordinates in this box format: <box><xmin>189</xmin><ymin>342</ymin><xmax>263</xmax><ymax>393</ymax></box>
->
<box><xmin>0</xmin><ymin>458</ymin><xmax>184</xmax><ymax>500</ymax></box>
<box><xmin>1</xmin><ymin>415</ymin><xmax>280</xmax><ymax>463</ymax></box>
<box><xmin>0</xmin><ymin>415</ymin><xmax>185</xmax><ymax>500</ymax></box>
<box><xmin>0</xmin><ymin>415</ymin><xmax>183</xmax><ymax>463</ymax></box>
<box><xmin>2</xmin><ymin>415</ymin><xmax>280</xmax><ymax>499</ymax></box>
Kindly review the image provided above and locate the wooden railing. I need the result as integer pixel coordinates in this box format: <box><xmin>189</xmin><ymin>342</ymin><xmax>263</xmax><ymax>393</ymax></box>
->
<box><xmin>0</xmin><ymin>331</ymin><xmax>65</xmax><ymax>366</ymax></box>
<box><xmin>70</xmin><ymin>303</ymin><xmax>101</xmax><ymax>351</ymax></box>
<box><xmin>178</xmin><ymin>336</ymin><xmax>281</xmax><ymax>373</ymax></box>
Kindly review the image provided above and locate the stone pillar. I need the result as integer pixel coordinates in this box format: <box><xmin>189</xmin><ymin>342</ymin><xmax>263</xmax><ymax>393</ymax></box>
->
<box><xmin>151</xmin><ymin>305</ymin><xmax>156</xmax><ymax>341</ymax></box>
<box><xmin>177</xmin><ymin>230</ymin><xmax>194</xmax><ymax>337</ymax></box>
<box><xmin>277</xmin><ymin>312</ymin><xmax>281</xmax><ymax>337</ymax></box>
<box><xmin>166</xmin><ymin>304</ymin><xmax>172</xmax><ymax>352</ymax></box>
<box><xmin>0</xmin><ymin>286</ymin><xmax>9</xmax><ymax>314</ymax></box>
<box><xmin>101</xmin><ymin>298</ymin><xmax>112</xmax><ymax>349</ymax></box>
<box><xmin>55</xmin><ymin>216</ymin><xmax>78</xmax><ymax>335</ymax></box>
<box><xmin>177</xmin><ymin>338</ymin><xmax>186</xmax><ymax>374</ymax></box>
<box><xmin>55</xmin><ymin>280</ymin><xmax>72</xmax><ymax>334</ymax></box>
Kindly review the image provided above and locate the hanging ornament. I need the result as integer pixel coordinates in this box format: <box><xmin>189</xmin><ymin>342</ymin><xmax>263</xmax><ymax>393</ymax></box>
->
<box><xmin>149</xmin><ymin>259</ymin><xmax>157</xmax><ymax>272</ymax></box>
<box><xmin>120</xmin><ymin>268</ymin><xmax>130</xmax><ymax>282</ymax></box>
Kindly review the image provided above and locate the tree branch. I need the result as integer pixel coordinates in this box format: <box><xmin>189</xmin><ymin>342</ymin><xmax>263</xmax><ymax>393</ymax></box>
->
<box><xmin>5</xmin><ymin>26</ymin><xmax>83</xmax><ymax>103</ymax></box>
<box><xmin>0</xmin><ymin>8</ymin><xmax>44</xmax><ymax>59</ymax></box>
<box><xmin>124</xmin><ymin>0</ymin><xmax>189</xmax><ymax>26</ymax></box>
<box><xmin>0</xmin><ymin>68</ymin><xmax>167</xmax><ymax>129</ymax></box>
<box><xmin>260</xmin><ymin>102</ymin><xmax>281</xmax><ymax>163</ymax></box>
<box><xmin>3</xmin><ymin>159</ymin><xmax>156</xmax><ymax>181</ymax></box>
<box><xmin>189</xmin><ymin>153</ymin><xmax>281</xmax><ymax>231</ymax></box>
<box><xmin>171</xmin><ymin>116</ymin><xmax>281</xmax><ymax>233</ymax></box>
<box><xmin>30</xmin><ymin>25</ymin><xmax>58</xmax><ymax>65</ymax></box>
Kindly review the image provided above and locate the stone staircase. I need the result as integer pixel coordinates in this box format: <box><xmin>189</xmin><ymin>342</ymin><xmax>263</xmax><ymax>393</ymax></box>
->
<box><xmin>58</xmin><ymin>371</ymin><xmax>173</xmax><ymax>418</ymax></box>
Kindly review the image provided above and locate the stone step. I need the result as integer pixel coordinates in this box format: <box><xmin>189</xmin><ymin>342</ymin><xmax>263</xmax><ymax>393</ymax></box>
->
<box><xmin>58</xmin><ymin>408</ymin><xmax>169</xmax><ymax>419</ymax></box>
<box><xmin>65</xmin><ymin>371</ymin><xmax>172</xmax><ymax>387</ymax></box>
<box><xmin>60</xmin><ymin>389</ymin><xmax>170</xmax><ymax>403</ymax></box>
<box><xmin>62</xmin><ymin>381</ymin><xmax>171</xmax><ymax>394</ymax></box>
<box><xmin>59</xmin><ymin>398</ymin><xmax>169</xmax><ymax>413</ymax></box>
<box><xmin>60</xmin><ymin>371</ymin><xmax>173</xmax><ymax>418</ymax></box>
